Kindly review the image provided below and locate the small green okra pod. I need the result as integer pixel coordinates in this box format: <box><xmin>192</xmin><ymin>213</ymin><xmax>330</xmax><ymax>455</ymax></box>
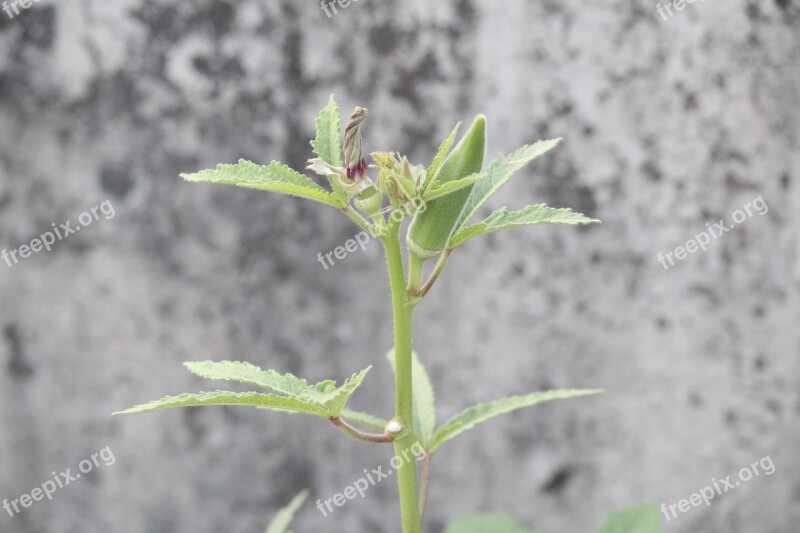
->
<box><xmin>407</xmin><ymin>114</ymin><xmax>486</xmax><ymax>259</ymax></box>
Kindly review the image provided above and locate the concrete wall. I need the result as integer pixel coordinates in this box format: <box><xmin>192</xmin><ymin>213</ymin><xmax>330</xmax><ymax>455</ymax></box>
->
<box><xmin>0</xmin><ymin>1</ymin><xmax>798</xmax><ymax>531</ymax></box>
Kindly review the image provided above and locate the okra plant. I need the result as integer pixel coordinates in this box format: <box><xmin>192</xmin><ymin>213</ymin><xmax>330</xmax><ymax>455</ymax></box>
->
<box><xmin>116</xmin><ymin>96</ymin><xmax>661</xmax><ymax>532</ymax></box>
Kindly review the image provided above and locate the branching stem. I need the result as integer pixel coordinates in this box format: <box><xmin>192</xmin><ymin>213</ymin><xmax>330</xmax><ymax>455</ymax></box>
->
<box><xmin>381</xmin><ymin>222</ymin><xmax>422</xmax><ymax>533</ymax></box>
<box><xmin>330</xmin><ymin>416</ymin><xmax>394</xmax><ymax>443</ymax></box>
<box><xmin>341</xmin><ymin>205</ymin><xmax>376</xmax><ymax>234</ymax></box>
<box><xmin>408</xmin><ymin>249</ymin><xmax>452</xmax><ymax>297</ymax></box>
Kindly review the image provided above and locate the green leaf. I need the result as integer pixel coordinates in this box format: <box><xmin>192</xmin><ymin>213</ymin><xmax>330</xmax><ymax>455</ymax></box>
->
<box><xmin>444</xmin><ymin>513</ymin><xmax>536</xmax><ymax>533</ymax></box>
<box><xmin>184</xmin><ymin>361</ymin><xmax>321</xmax><ymax>397</ymax></box>
<box><xmin>430</xmin><ymin>389</ymin><xmax>602</xmax><ymax>452</ymax></box>
<box><xmin>266</xmin><ymin>490</ymin><xmax>308</xmax><ymax>533</ymax></box>
<box><xmin>113</xmin><ymin>391</ymin><xmax>330</xmax><ymax>417</ymax></box>
<box><xmin>340</xmin><ymin>409</ymin><xmax>389</xmax><ymax>432</ymax></box>
<box><xmin>421</xmin><ymin>121</ymin><xmax>461</xmax><ymax>193</ymax></box>
<box><xmin>310</xmin><ymin>94</ymin><xmax>342</xmax><ymax>167</ymax></box>
<box><xmin>387</xmin><ymin>349</ymin><xmax>436</xmax><ymax>448</ymax></box>
<box><xmin>449</xmin><ymin>138</ymin><xmax>563</xmax><ymax>239</ymax></box>
<box><xmin>183</xmin><ymin>361</ymin><xmax>371</xmax><ymax>417</ymax></box>
<box><xmin>319</xmin><ymin>367</ymin><xmax>372</xmax><ymax>416</ymax></box>
<box><xmin>450</xmin><ymin>203</ymin><xmax>600</xmax><ymax>247</ymax></box>
<box><xmin>117</xmin><ymin>363</ymin><xmax>370</xmax><ymax>418</ymax></box>
<box><xmin>596</xmin><ymin>504</ymin><xmax>661</xmax><ymax>533</ymax></box>
<box><xmin>181</xmin><ymin>159</ymin><xmax>337</xmax><ymax>207</ymax></box>
<box><xmin>423</xmin><ymin>172</ymin><xmax>485</xmax><ymax>202</ymax></box>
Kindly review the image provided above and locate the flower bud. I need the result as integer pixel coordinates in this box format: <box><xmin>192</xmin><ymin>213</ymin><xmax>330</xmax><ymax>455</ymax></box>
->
<box><xmin>353</xmin><ymin>185</ymin><xmax>384</xmax><ymax>217</ymax></box>
<box><xmin>373</xmin><ymin>152</ymin><xmax>415</xmax><ymax>204</ymax></box>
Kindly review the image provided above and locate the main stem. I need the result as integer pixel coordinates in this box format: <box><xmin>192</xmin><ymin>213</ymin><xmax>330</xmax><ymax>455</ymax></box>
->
<box><xmin>382</xmin><ymin>224</ymin><xmax>422</xmax><ymax>533</ymax></box>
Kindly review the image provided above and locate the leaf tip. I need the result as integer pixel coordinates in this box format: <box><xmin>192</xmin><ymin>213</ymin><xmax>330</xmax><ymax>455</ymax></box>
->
<box><xmin>183</xmin><ymin>360</ymin><xmax>207</xmax><ymax>372</ymax></box>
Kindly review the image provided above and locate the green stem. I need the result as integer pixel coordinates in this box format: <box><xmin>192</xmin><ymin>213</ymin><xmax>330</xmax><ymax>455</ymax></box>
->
<box><xmin>408</xmin><ymin>248</ymin><xmax>451</xmax><ymax>298</ymax></box>
<box><xmin>381</xmin><ymin>223</ymin><xmax>422</xmax><ymax>533</ymax></box>
<box><xmin>341</xmin><ymin>205</ymin><xmax>376</xmax><ymax>234</ymax></box>
<box><xmin>406</xmin><ymin>251</ymin><xmax>425</xmax><ymax>294</ymax></box>
<box><xmin>418</xmin><ymin>452</ymin><xmax>432</xmax><ymax>522</ymax></box>
<box><xmin>419</xmin><ymin>249</ymin><xmax>451</xmax><ymax>296</ymax></box>
<box><xmin>330</xmin><ymin>416</ymin><xmax>394</xmax><ymax>443</ymax></box>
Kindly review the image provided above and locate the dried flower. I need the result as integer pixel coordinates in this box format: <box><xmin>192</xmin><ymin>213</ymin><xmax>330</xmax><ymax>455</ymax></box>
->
<box><xmin>344</xmin><ymin>107</ymin><xmax>369</xmax><ymax>181</ymax></box>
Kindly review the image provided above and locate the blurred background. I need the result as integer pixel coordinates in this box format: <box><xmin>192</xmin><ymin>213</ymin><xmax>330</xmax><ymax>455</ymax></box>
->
<box><xmin>0</xmin><ymin>1</ymin><xmax>798</xmax><ymax>532</ymax></box>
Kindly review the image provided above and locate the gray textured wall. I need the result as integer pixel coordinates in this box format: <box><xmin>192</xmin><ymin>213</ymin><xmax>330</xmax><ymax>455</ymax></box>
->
<box><xmin>1</xmin><ymin>1</ymin><xmax>799</xmax><ymax>532</ymax></box>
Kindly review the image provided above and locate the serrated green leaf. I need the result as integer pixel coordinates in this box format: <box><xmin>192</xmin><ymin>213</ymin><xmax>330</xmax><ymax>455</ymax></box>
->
<box><xmin>183</xmin><ymin>361</ymin><xmax>371</xmax><ymax>417</ymax></box>
<box><xmin>266</xmin><ymin>490</ymin><xmax>308</xmax><ymax>533</ymax></box>
<box><xmin>450</xmin><ymin>203</ymin><xmax>600</xmax><ymax>247</ymax></box>
<box><xmin>310</xmin><ymin>94</ymin><xmax>342</xmax><ymax>167</ymax></box>
<box><xmin>320</xmin><ymin>367</ymin><xmax>372</xmax><ymax>416</ymax></box>
<box><xmin>449</xmin><ymin>138</ymin><xmax>563</xmax><ymax>240</ymax></box>
<box><xmin>184</xmin><ymin>361</ymin><xmax>319</xmax><ymax>397</ymax></box>
<box><xmin>340</xmin><ymin>409</ymin><xmax>389</xmax><ymax>432</ymax></box>
<box><xmin>387</xmin><ymin>349</ymin><xmax>436</xmax><ymax>448</ymax></box>
<box><xmin>113</xmin><ymin>391</ymin><xmax>330</xmax><ymax>417</ymax></box>
<box><xmin>596</xmin><ymin>504</ymin><xmax>661</xmax><ymax>533</ymax></box>
<box><xmin>444</xmin><ymin>513</ymin><xmax>536</xmax><ymax>533</ymax></box>
<box><xmin>430</xmin><ymin>389</ymin><xmax>602</xmax><ymax>452</ymax></box>
<box><xmin>181</xmin><ymin>159</ymin><xmax>337</xmax><ymax>207</ymax></box>
<box><xmin>421</xmin><ymin>121</ymin><xmax>461</xmax><ymax>193</ymax></box>
<box><xmin>423</xmin><ymin>172</ymin><xmax>485</xmax><ymax>202</ymax></box>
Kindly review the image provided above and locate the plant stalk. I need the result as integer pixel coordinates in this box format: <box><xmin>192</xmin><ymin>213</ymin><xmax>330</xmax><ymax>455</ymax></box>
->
<box><xmin>418</xmin><ymin>452</ymin><xmax>432</xmax><ymax>522</ymax></box>
<box><xmin>329</xmin><ymin>416</ymin><xmax>394</xmax><ymax>443</ymax></box>
<box><xmin>382</xmin><ymin>224</ymin><xmax>422</xmax><ymax>533</ymax></box>
<box><xmin>408</xmin><ymin>249</ymin><xmax>451</xmax><ymax>297</ymax></box>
